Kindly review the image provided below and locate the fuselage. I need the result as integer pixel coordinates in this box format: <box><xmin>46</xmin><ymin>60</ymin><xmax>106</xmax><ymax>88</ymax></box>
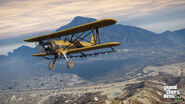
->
<box><xmin>44</xmin><ymin>40</ymin><xmax>93</xmax><ymax>54</ymax></box>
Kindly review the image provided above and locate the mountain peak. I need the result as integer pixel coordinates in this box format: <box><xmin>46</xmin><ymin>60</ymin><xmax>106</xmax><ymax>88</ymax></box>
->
<box><xmin>72</xmin><ymin>16</ymin><xmax>96</xmax><ymax>22</ymax></box>
<box><xmin>161</xmin><ymin>30</ymin><xmax>171</xmax><ymax>35</ymax></box>
<box><xmin>8</xmin><ymin>45</ymin><xmax>35</xmax><ymax>56</ymax></box>
<box><xmin>56</xmin><ymin>16</ymin><xmax>96</xmax><ymax>31</ymax></box>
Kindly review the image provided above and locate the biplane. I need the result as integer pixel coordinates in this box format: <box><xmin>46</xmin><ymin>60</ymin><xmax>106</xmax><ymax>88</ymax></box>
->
<box><xmin>24</xmin><ymin>18</ymin><xmax>120</xmax><ymax>70</ymax></box>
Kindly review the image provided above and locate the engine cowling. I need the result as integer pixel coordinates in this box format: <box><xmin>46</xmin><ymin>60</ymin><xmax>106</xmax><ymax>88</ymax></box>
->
<box><xmin>44</xmin><ymin>40</ymin><xmax>57</xmax><ymax>54</ymax></box>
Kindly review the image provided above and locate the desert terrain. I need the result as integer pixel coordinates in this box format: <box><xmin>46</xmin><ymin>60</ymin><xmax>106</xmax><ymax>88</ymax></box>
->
<box><xmin>0</xmin><ymin>61</ymin><xmax>184</xmax><ymax>104</ymax></box>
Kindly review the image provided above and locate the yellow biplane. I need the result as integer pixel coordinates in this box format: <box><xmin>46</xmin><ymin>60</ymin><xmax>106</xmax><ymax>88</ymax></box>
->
<box><xmin>24</xmin><ymin>18</ymin><xmax>120</xmax><ymax>70</ymax></box>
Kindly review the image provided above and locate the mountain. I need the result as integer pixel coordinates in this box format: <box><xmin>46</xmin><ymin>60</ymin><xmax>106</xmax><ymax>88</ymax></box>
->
<box><xmin>99</xmin><ymin>24</ymin><xmax>169</xmax><ymax>48</ymax></box>
<box><xmin>161</xmin><ymin>28</ymin><xmax>185</xmax><ymax>46</ymax></box>
<box><xmin>56</xmin><ymin>16</ymin><xmax>180</xmax><ymax>48</ymax></box>
<box><xmin>56</xmin><ymin>16</ymin><xmax>96</xmax><ymax>31</ymax></box>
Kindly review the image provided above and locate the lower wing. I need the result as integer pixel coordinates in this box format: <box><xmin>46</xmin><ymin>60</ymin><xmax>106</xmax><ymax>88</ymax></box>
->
<box><xmin>65</xmin><ymin>42</ymin><xmax>120</xmax><ymax>54</ymax></box>
<box><xmin>32</xmin><ymin>53</ymin><xmax>51</xmax><ymax>56</ymax></box>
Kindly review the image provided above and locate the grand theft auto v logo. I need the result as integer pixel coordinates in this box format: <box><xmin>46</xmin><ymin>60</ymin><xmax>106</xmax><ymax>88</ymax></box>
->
<box><xmin>163</xmin><ymin>85</ymin><xmax>181</xmax><ymax>101</ymax></box>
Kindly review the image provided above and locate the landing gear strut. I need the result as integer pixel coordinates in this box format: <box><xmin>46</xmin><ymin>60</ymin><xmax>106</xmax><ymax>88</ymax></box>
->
<box><xmin>49</xmin><ymin>55</ymin><xmax>57</xmax><ymax>70</ymax></box>
<box><xmin>63</xmin><ymin>53</ymin><xmax>74</xmax><ymax>69</ymax></box>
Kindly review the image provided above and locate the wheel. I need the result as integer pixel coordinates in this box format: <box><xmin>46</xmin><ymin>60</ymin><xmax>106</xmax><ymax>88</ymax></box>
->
<box><xmin>67</xmin><ymin>60</ymin><xmax>74</xmax><ymax>69</ymax></box>
<box><xmin>49</xmin><ymin>62</ymin><xmax>56</xmax><ymax>70</ymax></box>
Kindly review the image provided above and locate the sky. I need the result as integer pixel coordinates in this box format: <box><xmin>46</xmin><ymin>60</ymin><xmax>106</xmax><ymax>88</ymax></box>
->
<box><xmin>0</xmin><ymin>0</ymin><xmax>185</xmax><ymax>55</ymax></box>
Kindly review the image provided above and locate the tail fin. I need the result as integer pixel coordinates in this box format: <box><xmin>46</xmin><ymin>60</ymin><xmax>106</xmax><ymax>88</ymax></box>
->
<box><xmin>91</xmin><ymin>34</ymin><xmax>96</xmax><ymax>45</ymax></box>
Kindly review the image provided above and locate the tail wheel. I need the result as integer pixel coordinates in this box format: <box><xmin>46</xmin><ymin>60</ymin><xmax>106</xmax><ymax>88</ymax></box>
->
<box><xmin>67</xmin><ymin>60</ymin><xmax>74</xmax><ymax>69</ymax></box>
<box><xmin>49</xmin><ymin>62</ymin><xmax>56</xmax><ymax>70</ymax></box>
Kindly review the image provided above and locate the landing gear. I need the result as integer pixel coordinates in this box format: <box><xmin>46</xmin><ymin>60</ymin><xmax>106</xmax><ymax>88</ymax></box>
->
<box><xmin>49</xmin><ymin>55</ymin><xmax>57</xmax><ymax>70</ymax></box>
<box><xmin>67</xmin><ymin>60</ymin><xmax>74</xmax><ymax>69</ymax></box>
<box><xmin>48</xmin><ymin>53</ymin><xmax>74</xmax><ymax>70</ymax></box>
<box><xmin>49</xmin><ymin>62</ymin><xmax>56</xmax><ymax>70</ymax></box>
<box><xmin>63</xmin><ymin>53</ymin><xmax>74</xmax><ymax>69</ymax></box>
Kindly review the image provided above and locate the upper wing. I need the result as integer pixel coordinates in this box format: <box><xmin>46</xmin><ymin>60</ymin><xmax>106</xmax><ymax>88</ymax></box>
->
<box><xmin>63</xmin><ymin>42</ymin><xmax>120</xmax><ymax>54</ymax></box>
<box><xmin>24</xmin><ymin>18</ymin><xmax>116</xmax><ymax>42</ymax></box>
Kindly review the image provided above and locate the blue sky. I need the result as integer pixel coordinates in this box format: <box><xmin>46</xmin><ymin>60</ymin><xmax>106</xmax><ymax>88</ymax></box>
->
<box><xmin>0</xmin><ymin>0</ymin><xmax>185</xmax><ymax>55</ymax></box>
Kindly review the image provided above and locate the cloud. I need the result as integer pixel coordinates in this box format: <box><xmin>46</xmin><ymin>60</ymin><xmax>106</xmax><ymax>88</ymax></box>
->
<box><xmin>0</xmin><ymin>0</ymin><xmax>185</xmax><ymax>39</ymax></box>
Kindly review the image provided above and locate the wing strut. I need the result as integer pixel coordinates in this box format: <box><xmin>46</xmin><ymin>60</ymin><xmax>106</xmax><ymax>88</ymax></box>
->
<box><xmin>96</xmin><ymin>28</ymin><xmax>100</xmax><ymax>44</ymax></box>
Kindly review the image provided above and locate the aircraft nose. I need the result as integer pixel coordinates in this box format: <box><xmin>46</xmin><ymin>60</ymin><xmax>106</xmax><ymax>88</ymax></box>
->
<box><xmin>45</xmin><ymin>45</ymin><xmax>49</xmax><ymax>48</ymax></box>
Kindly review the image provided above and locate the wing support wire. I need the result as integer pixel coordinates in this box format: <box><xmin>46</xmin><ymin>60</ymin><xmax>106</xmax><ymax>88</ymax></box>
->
<box><xmin>63</xmin><ymin>31</ymin><xmax>86</xmax><ymax>50</ymax></box>
<box><xmin>63</xmin><ymin>30</ymin><xmax>92</xmax><ymax>51</ymax></box>
<box><xmin>62</xmin><ymin>28</ymin><xmax>102</xmax><ymax>56</ymax></box>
